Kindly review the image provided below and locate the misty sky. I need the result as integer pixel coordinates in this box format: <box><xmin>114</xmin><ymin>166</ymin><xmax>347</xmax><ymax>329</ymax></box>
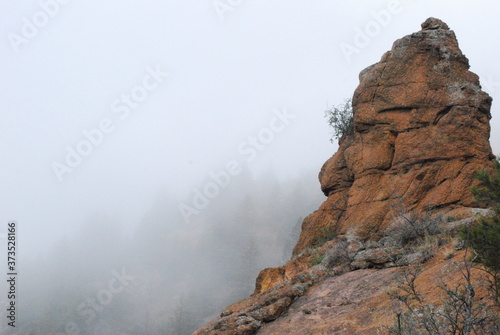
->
<box><xmin>1</xmin><ymin>0</ymin><xmax>499</xmax><ymax>256</ymax></box>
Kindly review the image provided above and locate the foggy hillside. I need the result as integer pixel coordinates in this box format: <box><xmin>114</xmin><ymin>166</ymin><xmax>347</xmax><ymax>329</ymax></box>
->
<box><xmin>3</xmin><ymin>170</ymin><xmax>323</xmax><ymax>335</ymax></box>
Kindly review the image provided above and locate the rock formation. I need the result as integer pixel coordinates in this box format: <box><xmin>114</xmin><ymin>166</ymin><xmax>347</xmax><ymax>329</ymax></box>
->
<box><xmin>295</xmin><ymin>17</ymin><xmax>494</xmax><ymax>254</ymax></box>
<box><xmin>193</xmin><ymin>18</ymin><xmax>495</xmax><ymax>335</ymax></box>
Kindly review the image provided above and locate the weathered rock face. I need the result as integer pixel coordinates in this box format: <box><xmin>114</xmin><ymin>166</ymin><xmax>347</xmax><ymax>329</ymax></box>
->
<box><xmin>255</xmin><ymin>246</ymin><xmax>494</xmax><ymax>335</ymax></box>
<box><xmin>193</xmin><ymin>18</ymin><xmax>496</xmax><ymax>335</ymax></box>
<box><xmin>294</xmin><ymin>17</ymin><xmax>494</xmax><ymax>255</ymax></box>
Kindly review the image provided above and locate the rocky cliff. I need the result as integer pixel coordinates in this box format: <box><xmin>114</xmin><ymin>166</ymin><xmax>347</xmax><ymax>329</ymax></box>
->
<box><xmin>193</xmin><ymin>18</ymin><xmax>496</xmax><ymax>335</ymax></box>
<box><xmin>295</xmin><ymin>17</ymin><xmax>494</xmax><ymax>255</ymax></box>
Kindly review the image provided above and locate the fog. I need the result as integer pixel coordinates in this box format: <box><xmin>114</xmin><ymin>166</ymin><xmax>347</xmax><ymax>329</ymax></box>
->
<box><xmin>8</xmin><ymin>171</ymin><xmax>323</xmax><ymax>334</ymax></box>
<box><xmin>0</xmin><ymin>1</ymin><xmax>499</xmax><ymax>334</ymax></box>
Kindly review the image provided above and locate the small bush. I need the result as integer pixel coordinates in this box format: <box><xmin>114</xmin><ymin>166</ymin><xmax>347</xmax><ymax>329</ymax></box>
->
<box><xmin>461</xmin><ymin>217</ymin><xmax>500</xmax><ymax>273</ymax></box>
<box><xmin>470</xmin><ymin>159</ymin><xmax>500</xmax><ymax>210</ymax></box>
<box><xmin>325</xmin><ymin>98</ymin><xmax>354</xmax><ymax>142</ymax></box>
<box><xmin>460</xmin><ymin>158</ymin><xmax>500</xmax><ymax>303</ymax></box>
<box><xmin>322</xmin><ymin>240</ymin><xmax>353</xmax><ymax>268</ymax></box>
<box><xmin>385</xmin><ymin>212</ymin><xmax>444</xmax><ymax>248</ymax></box>
<box><xmin>311</xmin><ymin>254</ymin><xmax>324</xmax><ymax>266</ymax></box>
<box><xmin>386</xmin><ymin>261</ymin><xmax>500</xmax><ymax>335</ymax></box>
<box><xmin>311</xmin><ymin>226</ymin><xmax>338</xmax><ymax>248</ymax></box>
<box><xmin>461</xmin><ymin>158</ymin><xmax>500</xmax><ymax>273</ymax></box>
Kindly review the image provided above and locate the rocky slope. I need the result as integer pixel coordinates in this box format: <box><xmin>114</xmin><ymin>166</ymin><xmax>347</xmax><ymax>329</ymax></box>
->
<box><xmin>193</xmin><ymin>18</ymin><xmax>496</xmax><ymax>335</ymax></box>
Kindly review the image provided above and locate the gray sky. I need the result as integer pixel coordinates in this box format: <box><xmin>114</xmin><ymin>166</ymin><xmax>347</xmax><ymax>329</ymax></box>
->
<box><xmin>1</xmin><ymin>0</ymin><xmax>499</xmax><ymax>255</ymax></box>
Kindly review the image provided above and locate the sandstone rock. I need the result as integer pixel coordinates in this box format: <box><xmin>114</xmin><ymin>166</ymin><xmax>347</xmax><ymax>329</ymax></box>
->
<box><xmin>254</xmin><ymin>267</ymin><xmax>286</xmax><ymax>295</ymax></box>
<box><xmin>421</xmin><ymin>17</ymin><xmax>450</xmax><ymax>30</ymax></box>
<box><xmin>256</xmin><ymin>249</ymin><xmax>494</xmax><ymax>335</ymax></box>
<box><xmin>396</xmin><ymin>250</ymin><xmax>431</xmax><ymax>266</ymax></box>
<box><xmin>253</xmin><ymin>255</ymin><xmax>316</xmax><ymax>295</ymax></box>
<box><xmin>351</xmin><ymin>247</ymin><xmax>401</xmax><ymax>269</ymax></box>
<box><xmin>294</xmin><ymin>17</ymin><xmax>494</xmax><ymax>255</ymax></box>
<box><xmin>193</xmin><ymin>269</ymin><xmax>324</xmax><ymax>335</ymax></box>
<box><xmin>256</xmin><ymin>268</ymin><xmax>399</xmax><ymax>335</ymax></box>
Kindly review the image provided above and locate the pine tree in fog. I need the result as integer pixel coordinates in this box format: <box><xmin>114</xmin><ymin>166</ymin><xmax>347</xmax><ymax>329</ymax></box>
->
<box><xmin>282</xmin><ymin>216</ymin><xmax>303</xmax><ymax>262</ymax></box>
<box><xmin>231</xmin><ymin>236</ymin><xmax>261</xmax><ymax>297</ymax></box>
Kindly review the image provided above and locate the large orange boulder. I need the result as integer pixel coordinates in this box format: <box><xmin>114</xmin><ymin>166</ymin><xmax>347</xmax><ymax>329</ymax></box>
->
<box><xmin>293</xmin><ymin>17</ymin><xmax>494</xmax><ymax>255</ymax></box>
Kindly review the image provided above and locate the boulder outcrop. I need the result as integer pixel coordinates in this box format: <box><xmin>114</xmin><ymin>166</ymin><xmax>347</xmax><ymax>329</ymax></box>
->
<box><xmin>193</xmin><ymin>18</ymin><xmax>496</xmax><ymax>335</ymax></box>
<box><xmin>294</xmin><ymin>17</ymin><xmax>494</xmax><ymax>255</ymax></box>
